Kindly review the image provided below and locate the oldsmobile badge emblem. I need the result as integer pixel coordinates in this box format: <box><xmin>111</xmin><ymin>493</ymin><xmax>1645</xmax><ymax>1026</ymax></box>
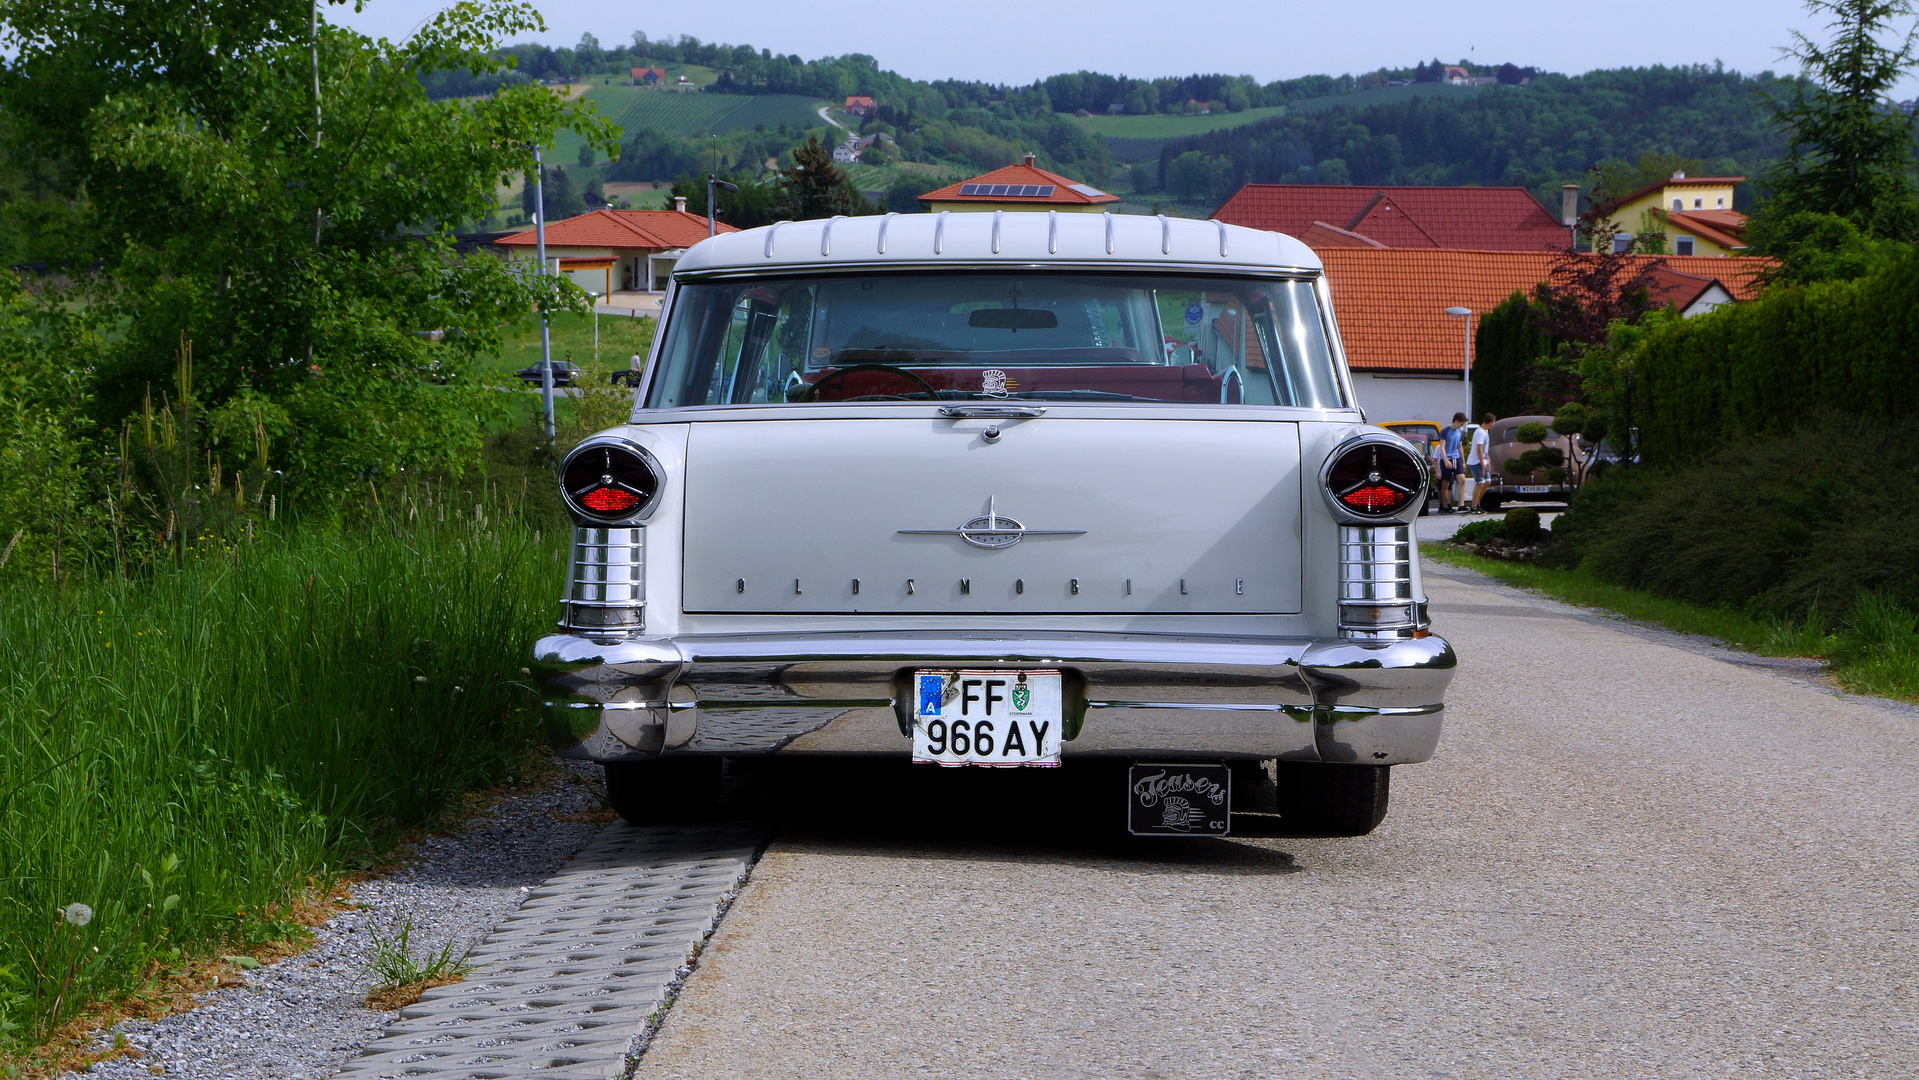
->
<box><xmin>899</xmin><ymin>496</ymin><xmax>1086</xmax><ymax>550</ymax></box>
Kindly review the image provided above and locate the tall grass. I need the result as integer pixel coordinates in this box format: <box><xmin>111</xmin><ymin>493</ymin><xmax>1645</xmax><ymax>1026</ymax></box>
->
<box><xmin>0</xmin><ymin>491</ymin><xmax>563</xmax><ymax>1043</ymax></box>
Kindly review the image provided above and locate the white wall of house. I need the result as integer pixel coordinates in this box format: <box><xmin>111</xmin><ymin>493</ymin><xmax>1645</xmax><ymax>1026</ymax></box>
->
<box><xmin>1351</xmin><ymin>372</ymin><xmax>1470</xmax><ymax>425</ymax></box>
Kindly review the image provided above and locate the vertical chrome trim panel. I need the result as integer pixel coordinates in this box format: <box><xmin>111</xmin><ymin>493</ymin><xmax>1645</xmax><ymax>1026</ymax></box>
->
<box><xmin>1048</xmin><ymin>210</ymin><xmax>1059</xmax><ymax>254</ymax></box>
<box><xmin>1158</xmin><ymin>214</ymin><xmax>1171</xmax><ymax>254</ymax></box>
<box><xmin>991</xmin><ymin>210</ymin><xmax>1003</xmax><ymax>254</ymax></box>
<box><xmin>1104</xmin><ymin>212</ymin><xmax>1115</xmax><ymax>255</ymax></box>
<box><xmin>934</xmin><ymin>211</ymin><xmax>950</xmax><ymax>255</ymax></box>
<box><xmin>1217</xmin><ymin>220</ymin><xmax>1230</xmax><ymax>258</ymax></box>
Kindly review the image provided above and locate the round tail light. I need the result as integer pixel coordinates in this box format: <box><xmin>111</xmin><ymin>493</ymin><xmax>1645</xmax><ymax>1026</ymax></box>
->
<box><xmin>561</xmin><ymin>438</ymin><xmax>661</xmax><ymax>523</ymax></box>
<box><xmin>1323</xmin><ymin>437</ymin><xmax>1425</xmax><ymax>520</ymax></box>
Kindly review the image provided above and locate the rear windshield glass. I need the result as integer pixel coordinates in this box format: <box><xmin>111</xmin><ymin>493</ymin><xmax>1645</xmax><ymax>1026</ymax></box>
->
<box><xmin>644</xmin><ymin>272</ymin><xmax>1347</xmax><ymax>409</ymax></box>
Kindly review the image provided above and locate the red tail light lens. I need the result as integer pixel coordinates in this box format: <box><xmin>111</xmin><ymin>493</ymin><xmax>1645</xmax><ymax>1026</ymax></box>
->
<box><xmin>562</xmin><ymin>440</ymin><xmax>660</xmax><ymax>522</ymax></box>
<box><xmin>1325</xmin><ymin>440</ymin><xmax>1424</xmax><ymax>518</ymax></box>
<box><xmin>579</xmin><ymin>486</ymin><xmax>642</xmax><ymax>515</ymax></box>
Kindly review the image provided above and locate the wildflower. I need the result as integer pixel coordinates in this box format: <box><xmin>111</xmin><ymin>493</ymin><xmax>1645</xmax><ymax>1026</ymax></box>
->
<box><xmin>63</xmin><ymin>902</ymin><xmax>93</xmax><ymax>927</ymax></box>
<box><xmin>413</xmin><ymin>675</ymin><xmax>428</xmax><ymax>684</ymax></box>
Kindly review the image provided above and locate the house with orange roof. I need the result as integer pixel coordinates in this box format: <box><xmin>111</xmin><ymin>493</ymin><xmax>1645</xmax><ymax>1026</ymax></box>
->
<box><xmin>918</xmin><ymin>154</ymin><xmax>1120</xmax><ymax>214</ymax></box>
<box><xmin>1316</xmin><ymin>249</ymin><xmax>1768</xmax><ymax>423</ymax></box>
<box><xmin>494</xmin><ymin>204</ymin><xmax>739</xmax><ymax>298</ymax></box>
<box><xmin>631</xmin><ymin>67</ymin><xmax>666</xmax><ymax>86</ymax></box>
<box><xmin>1212</xmin><ymin>184</ymin><xmax>1571</xmax><ymax>252</ymax></box>
<box><xmin>844</xmin><ymin>95</ymin><xmax>876</xmax><ymax>117</ymax></box>
<box><xmin>1596</xmin><ymin>172</ymin><xmax>1748</xmax><ymax>256</ymax></box>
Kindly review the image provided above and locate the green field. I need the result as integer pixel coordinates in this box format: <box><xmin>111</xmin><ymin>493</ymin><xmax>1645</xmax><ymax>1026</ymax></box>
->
<box><xmin>835</xmin><ymin>160</ymin><xmax>958</xmax><ymax>195</ymax></box>
<box><xmin>1064</xmin><ymin>104</ymin><xmax>1291</xmax><ymax>139</ymax></box>
<box><xmin>550</xmin><ymin>87</ymin><xmax>829</xmax><ymax>160</ymax></box>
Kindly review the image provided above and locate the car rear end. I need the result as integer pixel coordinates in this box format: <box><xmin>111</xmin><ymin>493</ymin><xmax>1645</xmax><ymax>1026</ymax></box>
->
<box><xmin>532</xmin><ymin>213</ymin><xmax>1454</xmax><ymax>835</ymax></box>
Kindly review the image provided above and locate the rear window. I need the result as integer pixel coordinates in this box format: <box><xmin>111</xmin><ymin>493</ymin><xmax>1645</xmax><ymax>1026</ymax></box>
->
<box><xmin>644</xmin><ymin>271</ymin><xmax>1347</xmax><ymax>409</ymax></box>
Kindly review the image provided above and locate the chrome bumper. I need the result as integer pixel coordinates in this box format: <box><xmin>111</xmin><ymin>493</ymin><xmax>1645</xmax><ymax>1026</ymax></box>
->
<box><xmin>532</xmin><ymin>630</ymin><xmax>1454</xmax><ymax>765</ymax></box>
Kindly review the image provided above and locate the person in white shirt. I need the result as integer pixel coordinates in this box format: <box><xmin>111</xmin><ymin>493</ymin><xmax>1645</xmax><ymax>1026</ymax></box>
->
<box><xmin>1467</xmin><ymin>412</ymin><xmax>1494</xmax><ymax>513</ymax></box>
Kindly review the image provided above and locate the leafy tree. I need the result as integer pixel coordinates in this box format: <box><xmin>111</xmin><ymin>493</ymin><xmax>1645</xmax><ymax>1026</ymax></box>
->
<box><xmin>1744</xmin><ymin>209</ymin><xmax>1911</xmax><ymax>282</ymax></box>
<box><xmin>1316</xmin><ymin>158</ymin><xmax>1352</xmax><ymax>185</ymax></box>
<box><xmin>1754</xmin><ymin>0</ymin><xmax>1919</xmax><ymax>240</ymax></box>
<box><xmin>578</xmin><ymin>141</ymin><xmax>596</xmax><ymax>167</ymax></box>
<box><xmin>524</xmin><ymin>162</ymin><xmax>587</xmax><ymax>221</ymax></box>
<box><xmin>0</xmin><ymin>0</ymin><xmax>618</xmax><ymax>498</ymax></box>
<box><xmin>1166</xmin><ymin>151</ymin><xmax>1234</xmax><ymax>200</ymax></box>
<box><xmin>669</xmin><ymin>172</ymin><xmax>787</xmax><ymax>229</ymax></box>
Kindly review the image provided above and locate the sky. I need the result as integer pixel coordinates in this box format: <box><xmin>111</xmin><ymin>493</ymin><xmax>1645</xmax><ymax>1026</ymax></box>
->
<box><xmin>334</xmin><ymin>0</ymin><xmax>1919</xmax><ymax>100</ymax></box>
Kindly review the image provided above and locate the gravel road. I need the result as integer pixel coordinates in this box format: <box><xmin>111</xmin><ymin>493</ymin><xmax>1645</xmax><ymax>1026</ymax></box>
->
<box><xmin>632</xmin><ymin>566</ymin><xmax>1919</xmax><ymax>1080</ymax></box>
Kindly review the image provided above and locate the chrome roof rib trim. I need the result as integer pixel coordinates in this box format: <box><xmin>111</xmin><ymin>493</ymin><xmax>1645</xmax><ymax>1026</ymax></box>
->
<box><xmin>820</xmin><ymin>215</ymin><xmax>842</xmax><ymax>257</ymax></box>
<box><xmin>935</xmin><ymin>211</ymin><xmax>950</xmax><ymax>255</ymax></box>
<box><xmin>1104</xmin><ymin>212</ymin><xmax>1116</xmax><ymax>255</ymax></box>
<box><xmin>1159</xmin><ymin>214</ymin><xmax>1172</xmax><ymax>255</ymax></box>
<box><xmin>1217</xmin><ymin>219</ymin><xmax>1230</xmax><ymax>258</ymax></box>
<box><xmin>991</xmin><ymin>210</ymin><xmax>1003</xmax><ymax>255</ymax></box>
<box><xmin>1048</xmin><ymin>210</ymin><xmax>1059</xmax><ymax>255</ymax></box>
<box><xmin>763</xmin><ymin>221</ymin><xmax>787</xmax><ymax>258</ymax></box>
<box><xmin>877</xmin><ymin>211</ymin><xmax>897</xmax><ymax>254</ymax></box>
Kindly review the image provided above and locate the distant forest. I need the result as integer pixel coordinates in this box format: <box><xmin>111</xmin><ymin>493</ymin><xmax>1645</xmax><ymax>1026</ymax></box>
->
<box><xmin>1150</xmin><ymin>65</ymin><xmax>1793</xmax><ymax>210</ymax></box>
<box><xmin>421</xmin><ymin>31</ymin><xmax>1805</xmax><ymax>213</ymax></box>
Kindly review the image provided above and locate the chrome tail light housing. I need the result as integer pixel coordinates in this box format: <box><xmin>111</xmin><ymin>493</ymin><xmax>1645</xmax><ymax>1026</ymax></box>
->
<box><xmin>1321</xmin><ymin>433</ymin><xmax>1431</xmax><ymax>639</ymax></box>
<box><xmin>557</xmin><ymin>436</ymin><xmax>660</xmax><ymax>634</ymax></box>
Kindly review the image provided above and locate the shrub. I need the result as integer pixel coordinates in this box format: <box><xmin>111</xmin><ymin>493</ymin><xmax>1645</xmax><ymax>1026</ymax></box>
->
<box><xmin>1503</xmin><ymin>507</ymin><xmax>1543</xmax><ymax>544</ymax></box>
<box><xmin>1546</xmin><ymin>414</ymin><xmax>1919</xmax><ymax>622</ymax></box>
<box><xmin>1635</xmin><ymin>250</ymin><xmax>1919</xmax><ymax>466</ymax></box>
<box><xmin>1448</xmin><ymin>518</ymin><xmax>1505</xmax><ymax>545</ymax></box>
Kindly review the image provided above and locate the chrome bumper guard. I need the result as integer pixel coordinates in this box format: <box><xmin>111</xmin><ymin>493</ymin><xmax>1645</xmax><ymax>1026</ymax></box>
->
<box><xmin>532</xmin><ymin>630</ymin><xmax>1454</xmax><ymax>766</ymax></box>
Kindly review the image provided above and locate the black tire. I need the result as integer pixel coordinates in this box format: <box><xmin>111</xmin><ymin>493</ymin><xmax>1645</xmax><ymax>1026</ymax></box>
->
<box><xmin>603</xmin><ymin>758</ymin><xmax>722</xmax><ymax>824</ymax></box>
<box><xmin>1273</xmin><ymin>763</ymin><xmax>1391</xmax><ymax>836</ymax></box>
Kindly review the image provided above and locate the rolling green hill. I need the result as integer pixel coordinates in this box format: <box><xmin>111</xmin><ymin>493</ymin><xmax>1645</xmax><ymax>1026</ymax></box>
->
<box><xmin>1071</xmin><ymin>83</ymin><xmax>1490</xmax><ymax>162</ymax></box>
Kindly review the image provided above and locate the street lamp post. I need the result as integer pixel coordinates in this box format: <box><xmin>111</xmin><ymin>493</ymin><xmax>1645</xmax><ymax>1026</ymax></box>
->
<box><xmin>534</xmin><ymin>144</ymin><xmax>555</xmax><ymax>440</ymax></box>
<box><xmin>707</xmin><ymin>175</ymin><xmax>739</xmax><ymax>238</ymax></box>
<box><xmin>1444</xmin><ymin>306</ymin><xmax>1473</xmax><ymax>419</ymax></box>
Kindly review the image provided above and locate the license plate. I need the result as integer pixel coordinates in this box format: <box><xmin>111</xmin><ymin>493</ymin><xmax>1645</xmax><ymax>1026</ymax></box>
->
<box><xmin>1128</xmin><ymin>763</ymin><xmax>1231</xmax><ymax>836</ymax></box>
<box><xmin>912</xmin><ymin>669</ymin><xmax>1062</xmax><ymax>767</ymax></box>
<box><xmin>1517</xmin><ymin>485</ymin><xmax>1551</xmax><ymax>494</ymax></box>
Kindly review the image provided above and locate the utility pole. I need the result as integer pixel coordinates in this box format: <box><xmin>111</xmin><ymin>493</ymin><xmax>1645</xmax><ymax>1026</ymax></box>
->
<box><xmin>534</xmin><ymin>145</ymin><xmax>555</xmax><ymax>440</ymax></box>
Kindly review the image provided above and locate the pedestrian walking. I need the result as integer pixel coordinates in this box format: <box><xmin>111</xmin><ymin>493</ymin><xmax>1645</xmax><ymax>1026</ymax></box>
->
<box><xmin>1438</xmin><ymin>413</ymin><xmax>1466</xmax><ymax>513</ymax></box>
<box><xmin>1467</xmin><ymin>411</ymin><xmax>1494</xmax><ymax>513</ymax></box>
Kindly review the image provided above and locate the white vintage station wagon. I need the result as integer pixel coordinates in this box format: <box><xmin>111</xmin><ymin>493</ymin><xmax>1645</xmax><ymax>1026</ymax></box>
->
<box><xmin>532</xmin><ymin>211</ymin><xmax>1454</xmax><ymax>836</ymax></box>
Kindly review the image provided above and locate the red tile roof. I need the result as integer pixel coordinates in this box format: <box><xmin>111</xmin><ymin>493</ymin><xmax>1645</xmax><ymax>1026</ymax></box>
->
<box><xmin>1213</xmin><ymin>184</ymin><xmax>1569</xmax><ymax>251</ymax></box>
<box><xmin>1665</xmin><ymin>209</ymin><xmax>1748</xmax><ymax>249</ymax></box>
<box><xmin>1297</xmin><ymin>220</ymin><xmax>1386</xmax><ymax>249</ymax></box>
<box><xmin>495</xmin><ymin>209</ymin><xmax>735</xmax><ymax>251</ymax></box>
<box><xmin>918</xmin><ymin>161</ymin><xmax>1119</xmax><ymax>206</ymax></box>
<box><xmin>1645</xmin><ymin>266</ymin><xmax>1726</xmax><ymax>311</ymax></box>
<box><xmin>1318</xmin><ymin>249</ymin><xmax>1770</xmax><ymax>373</ymax></box>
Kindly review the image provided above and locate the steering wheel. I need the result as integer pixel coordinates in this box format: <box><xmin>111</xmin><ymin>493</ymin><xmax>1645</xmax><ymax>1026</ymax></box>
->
<box><xmin>789</xmin><ymin>363</ymin><xmax>940</xmax><ymax>402</ymax></box>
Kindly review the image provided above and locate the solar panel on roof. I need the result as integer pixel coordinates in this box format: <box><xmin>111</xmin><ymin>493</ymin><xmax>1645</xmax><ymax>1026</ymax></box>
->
<box><xmin>1068</xmin><ymin>184</ymin><xmax>1107</xmax><ymax>198</ymax></box>
<box><xmin>957</xmin><ymin>183</ymin><xmax>1056</xmax><ymax>197</ymax></box>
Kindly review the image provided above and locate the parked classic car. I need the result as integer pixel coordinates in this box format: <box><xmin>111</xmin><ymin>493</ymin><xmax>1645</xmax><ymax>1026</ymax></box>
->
<box><xmin>1478</xmin><ymin>414</ymin><xmax>1582</xmax><ymax>511</ymax></box>
<box><xmin>532</xmin><ymin>212</ymin><xmax>1456</xmax><ymax>837</ymax></box>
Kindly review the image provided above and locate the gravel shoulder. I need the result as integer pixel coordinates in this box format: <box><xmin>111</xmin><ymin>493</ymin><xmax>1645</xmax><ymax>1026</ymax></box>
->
<box><xmin>68</xmin><ymin>763</ymin><xmax>612</xmax><ymax>1080</ymax></box>
<box><xmin>633</xmin><ymin>570</ymin><xmax>1919</xmax><ymax>1080</ymax></box>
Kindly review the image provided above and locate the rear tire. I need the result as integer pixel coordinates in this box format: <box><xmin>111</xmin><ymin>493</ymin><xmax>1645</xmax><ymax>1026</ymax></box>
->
<box><xmin>603</xmin><ymin>758</ymin><xmax>722</xmax><ymax>824</ymax></box>
<box><xmin>1274</xmin><ymin>763</ymin><xmax>1390</xmax><ymax>836</ymax></box>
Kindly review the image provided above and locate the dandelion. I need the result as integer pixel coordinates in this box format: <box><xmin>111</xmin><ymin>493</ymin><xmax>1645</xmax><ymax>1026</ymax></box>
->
<box><xmin>63</xmin><ymin>902</ymin><xmax>93</xmax><ymax>927</ymax></box>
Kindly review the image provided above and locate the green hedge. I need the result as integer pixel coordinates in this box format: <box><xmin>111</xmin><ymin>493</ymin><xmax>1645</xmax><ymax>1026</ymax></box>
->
<box><xmin>1636</xmin><ymin>252</ymin><xmax>1919</xmax><ymax>465</ymax></box>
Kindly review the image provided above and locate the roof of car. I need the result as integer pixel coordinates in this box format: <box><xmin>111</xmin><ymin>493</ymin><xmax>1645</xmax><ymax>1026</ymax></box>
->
<box><xmin>671</xmin><ymin>212</ymin><xmax>1321</xmax><ymax>277</ymax></box>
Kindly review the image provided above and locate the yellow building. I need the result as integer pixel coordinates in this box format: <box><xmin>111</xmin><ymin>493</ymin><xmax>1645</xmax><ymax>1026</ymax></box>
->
<box><xmin>1599</xmin><ymin>172</ymin><xmax>1748</xmax><ymax>257</ymax></box>
<box><xmin>918</xmin><ymin>154</ymin><xmax>1119</xmax><ymax>214</ymax></box>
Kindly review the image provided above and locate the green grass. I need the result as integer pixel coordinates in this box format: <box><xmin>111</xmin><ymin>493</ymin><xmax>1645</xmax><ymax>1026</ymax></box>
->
<box><xmin>0</xmin><ymin>502</ymin><xmax>565</xmax><ymax>1047</ymax></box>
<box><xmin>1421</xmin><ymin>542</ymin><xmax>1919</xmax><ymax>701</ymax></box>
<box><xmin>548</xmin><ymin>87</ymin><xmax>827</xmax><ymax>162</ymax></box>
<box><xmin>486</xmin><ymin>312</ymin><xmax>657</xmax><ymax>381</ymax></box>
